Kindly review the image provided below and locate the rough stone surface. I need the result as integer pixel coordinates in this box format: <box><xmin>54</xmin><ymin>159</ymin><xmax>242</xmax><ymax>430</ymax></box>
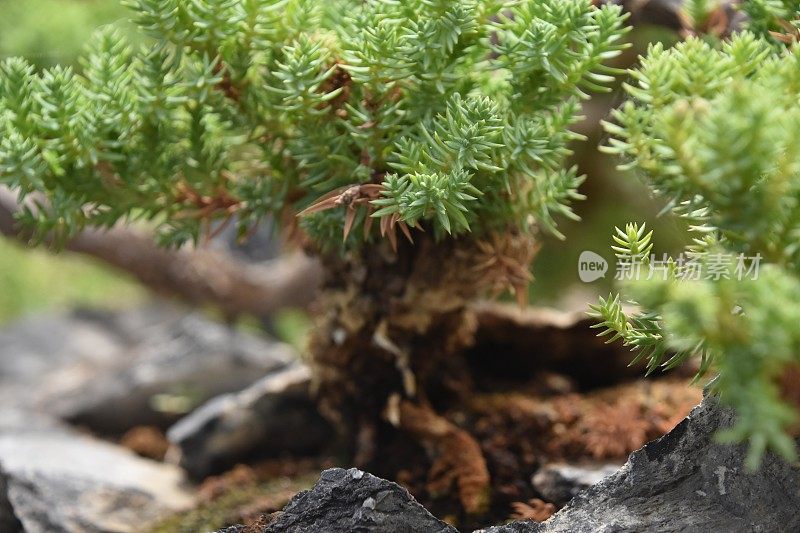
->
<box><xmin>168</xmin><ymin>363</ymin><xmax>333</xmax><ymax>479</ymax></box>
<box><xmin>214</xmin><ymin>398</ymin><xmax>800</xmax><ymax>533</ymax></box>
<box><xmin>0</xmin><ymin>418</ymin><xmax>194</xmax><ymax>533</ymax></box>
<box><xmin>530</xmin><ymin>463</ymin><xmax>621</xmax><ymax>506</ymax></box>
<box><xmin>243</xmin><ymin>467</ymin><xmax>457</xmax><ymax>533</ymax></box>
<box><xmin>0</xmin><ymin>304</ymin><xmax>297</xmax><ymax>434</ymax></box>
<box><xmin>0</xmin><ymin>463</ymin><xmax>22</xmax><ymax>533</ymax></box>
<box><xmin>482</xmin><ymin>396</ymin><xmax>800</xmax><ymax>533</ymax></box>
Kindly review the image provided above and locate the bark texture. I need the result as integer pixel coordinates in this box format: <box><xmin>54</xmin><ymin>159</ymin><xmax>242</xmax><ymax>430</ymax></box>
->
<box><xmin>306</xmin><ymin>233</ymin><xmax>540</xmax><ymax>514</ymax></box>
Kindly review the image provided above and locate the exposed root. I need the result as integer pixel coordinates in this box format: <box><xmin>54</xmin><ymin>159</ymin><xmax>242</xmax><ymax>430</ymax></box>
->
<box><xmin>308</xmin><ymin>233</ymin><xmax>543</xmax><ymax>439</ymax></box>
<box><xmin>393</xmin><ymin>400</ymin><xmax>490</xmax><ymax>516</ymax></box>
<box><xmin>373</xmin><ymin>320</ymin><xmax>417</xmax><ymax>398</ymax></box>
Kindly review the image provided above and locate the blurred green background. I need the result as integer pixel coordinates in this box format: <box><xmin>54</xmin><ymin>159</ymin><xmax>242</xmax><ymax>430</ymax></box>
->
<box><xmin>0</xmin><ymin>0</ymin><xmax>145</xmax><ymax>323</ymax></box>
<box><xmin>0</xmin><ymin>1</ymin><xmax>684</xmax><ymax>326</ymax></box>
<box><xmin>0</xmin><ymin>0</ymin><xmax>130</xmax><ymax>68</ymax></box>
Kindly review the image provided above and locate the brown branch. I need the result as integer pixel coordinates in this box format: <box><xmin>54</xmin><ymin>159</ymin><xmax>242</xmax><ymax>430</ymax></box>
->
<box><xmin>602</xmin><ymin>0</ymin><xmax>743</xmax><ymax>34</ymax></box>
<box><xmin>0</xmin><ymin>186</ymin><xmax>323</xmax><ymax>317</ymax></box>
<box><xmin>610</xmin><ymin>0</ymin><xmax>684</xmax><ymax>30</ymax></box>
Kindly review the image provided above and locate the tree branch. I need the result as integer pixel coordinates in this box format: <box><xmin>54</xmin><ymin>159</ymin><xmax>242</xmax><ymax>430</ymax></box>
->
<box><xmin>604</xmin><ymin>0</ymin><xmax>742</xmax><ymax>33</ymax></box>
<box><xmin>0</xmin><ymin>186</ymin><xmax>323</xmax><ymax>317</ymax></box>
<box><xmin>611</xmin><ymin>0</ymin><xmax>683</xmax><ymax>31</ymax></box>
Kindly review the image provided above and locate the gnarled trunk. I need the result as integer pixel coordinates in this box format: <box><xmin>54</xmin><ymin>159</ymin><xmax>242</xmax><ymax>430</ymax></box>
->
<box><xmin>309</xmin><ymin>235</ymin><xmax>479</xmax><ymax>431</ymax></box>
<box><xmin>306</xmin><ymin>231</ymin><xmax>537</xmax><ymax>515</ymax></box>
<box><xmin>307</xmin><ymin>235</ymin><xmax>488</xmax><ymax>512</ymax></box>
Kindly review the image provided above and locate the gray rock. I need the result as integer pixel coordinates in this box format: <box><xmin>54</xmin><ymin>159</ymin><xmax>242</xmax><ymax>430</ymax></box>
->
<box><xmin>0</xmin><ymin>463</ymin><xmax>22</xmax><ymax>533</ymax></box>
<box><xmin>0</xmin><ymin>407</ymin><xmax>63</xmax><ymax>433</ymax></box>
<box><xmin>216</xmin><ymin>527</ymin><xmax>247</xmax><ymax>533</ymax></box>
<box><xmin>218</xmin><ymin>467</ymin><xmax>457</xmax><ymax>533</ymax></box>
<box><xmin>0</xmin><ymin>419</ymin><xmax>193</xmax><ymax>533</ymax></box>
<box><xmin>168</xmin><ymin>363</ymin><xmax>333</xmax><ymax>479</ymax></box>
<box><xmin>211</xmin><ymin>397</ymin><xmax>800</xmax><ymax>533</ymax></box>
<box><xmin>0</xmin><ymin>304</ymin><xmax>297</xmax><ymax>434</ymax></box>
<box><xmin>531</xmin><ymin>463</ymin><xmax>621</xmax><ymax>506</ymax></box>
<box><xmin>482</xmin><ymin>396</ymin><xmax>800</xmax><ymax>533</ymax></box>
<box><xmin>0</xmin><ymin>312</ymin><xmax>122</xmax><ymax>408</ymax></box>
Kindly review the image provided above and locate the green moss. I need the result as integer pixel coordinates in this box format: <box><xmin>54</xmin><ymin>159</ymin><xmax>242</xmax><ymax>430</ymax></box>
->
<box><xmin>151</xmin><ymin>474</ymin><xmax>317</xmax><ymax>533</ymax></box>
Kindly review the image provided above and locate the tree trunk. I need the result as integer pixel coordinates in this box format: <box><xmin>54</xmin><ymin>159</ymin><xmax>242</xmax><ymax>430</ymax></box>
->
<box><xmin>309</xmin><ymin>234</ymin><xmax>480</xmax><ymax>429</ymax></box>
<box><xmin>306</xmin><ymin>231</ymin><xmax>536</xmax><ymax>514</ymax></box>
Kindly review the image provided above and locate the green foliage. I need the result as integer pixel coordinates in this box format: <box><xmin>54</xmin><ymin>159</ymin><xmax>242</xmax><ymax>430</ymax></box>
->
<box><xmin>740</xmin><ymin>0</ymin><xmax>800</xmax><ymax>38</ymax></box>
<box><xmin>598</xmin><ymin>31</ymin><xmax>800</xmax><ymax>467</ymax></box>
<box><xmin>0</xmin><ymin>0</ymin><xmax>629</xmax><ymax>250</ymax></box>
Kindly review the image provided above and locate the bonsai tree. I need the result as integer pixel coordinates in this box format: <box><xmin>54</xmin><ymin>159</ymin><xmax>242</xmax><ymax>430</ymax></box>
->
<box><xmin>0</xmin><ymin>0</ymin><xmax>629</xmax><ymax>513</ymax></box>
<box><xmin>595</xmin><ymin>3</ymin><xmax>800</xmax><ymax>468</ymax></box>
